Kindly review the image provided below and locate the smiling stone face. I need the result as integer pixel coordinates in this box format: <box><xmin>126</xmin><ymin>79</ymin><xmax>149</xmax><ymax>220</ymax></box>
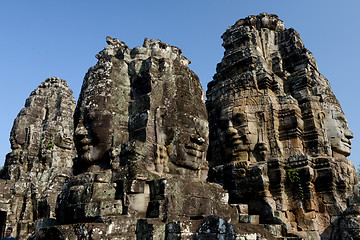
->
<box><xmin>6</xmin><ymin>77</ymin><xmax>76</xmax><ymax>175</ymax></box>
<box><xmin>74</xmin><ymin>108</ymin><xmax>114</xmax><ymax>165</ymax></box>
<box><xmin>324</xmin><ymin>107</ymin><xmax>353</xmax><ymax>157</ymax></box>
<box><xmin>128</xmin><ymin>41</ymin><xmax>209</xmax><ymax>178</ymax></box>
<box><xmin>162</xmin><ymin>103</ymin><xmax>209</xmax><ymax>171</ymax></box>
<box><xmin>206</xmin><ymin>13</ymin><xmax>358</xmax><ymax>239</ymax></box>
<box><xmin>73</xmin><ymin>40</ymin><xmax>131</xmax><ymax>171</ymax></box>
<box><xmin>216</xmin><ymin>106</ymin><xmax>259</xmax><ymax>163</ymax></box>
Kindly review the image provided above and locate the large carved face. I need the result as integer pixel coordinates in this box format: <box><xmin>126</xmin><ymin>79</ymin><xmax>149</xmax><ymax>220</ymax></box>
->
<box><xmin>325</xmin><ymin>108</ymin><xmax>353</xmax><ymax>157</ymax></box>
<box><xmin>164</xmin><ymin>113</ymin><xmax>208</xmax><ymax>170</ymax></box>
<box><xmin>217</xmin><ymin>105</ymin><xmax>258</xmax><ymax>163</ymax></box>
<box><xmin>74</xmin><ymin>105</ymin><xmax>113</xmax><ymax>165</ymax></box>
<box><xmin>158</xmin><ymin>65</ymin><xmax>209</xmax><ymax>171</ymax></box>
<box><xmin>74</xmin><ymin>59</ymin><xmax>130</xmax><ymax>168</ymax></box>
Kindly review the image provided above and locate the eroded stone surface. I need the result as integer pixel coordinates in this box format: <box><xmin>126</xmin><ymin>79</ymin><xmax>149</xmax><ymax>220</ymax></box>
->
<box><xmin>207</xmin><ymin>13</ymin><xmax>358</xmax><ymax>239</ymax></box>
<box><xmin>55</xmin><ymin>37</ymin><xmax>238</xmax><ymax>238</ymax></box>
<box><xmin>0</xmin><ymin>77</ymin><xmax>76</xmax><ymax>239</ymax></box>
<box><xmin>1</xmin><ymin>13</ymin><xmax>359</xmax><ymax>240</ymax></box>
<box><xmin>73</xmin><ymin>37</ymin><xmax>208</xmax><ymax>179</ymax></box>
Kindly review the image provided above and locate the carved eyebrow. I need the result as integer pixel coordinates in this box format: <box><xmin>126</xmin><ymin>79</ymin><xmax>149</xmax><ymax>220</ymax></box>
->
<box><xmin>334</xmin><ymin>113</ymin><xmax>346</xmax><ymax>121</ymax></box>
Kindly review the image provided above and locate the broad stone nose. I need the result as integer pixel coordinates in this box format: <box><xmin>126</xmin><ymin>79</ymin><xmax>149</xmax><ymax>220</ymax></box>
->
<box><xmin>75</xmin><ymin>121</ymin><xmax>88</xmax><ymax>138</ymax></box>
<box><xmin>227</xmin><ymin>122</ymin><xmax>238</xmax><ymax>137</ymax></box>
<box><xmin>344</xmin><ymin>128</ymin><xmax>354</xmax><ymax>140</ymax></box>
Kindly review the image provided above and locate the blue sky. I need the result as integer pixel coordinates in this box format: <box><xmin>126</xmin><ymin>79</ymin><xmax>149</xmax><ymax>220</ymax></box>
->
<box><xmin>1</xmin><ymin>0</ymin><xmax>360</xmax><ymax>169</ymax></box>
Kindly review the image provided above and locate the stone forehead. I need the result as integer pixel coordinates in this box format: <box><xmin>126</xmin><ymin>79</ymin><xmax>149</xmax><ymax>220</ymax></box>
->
<box><xmin>97</xmin><ymin>36</ymin><xmax>191</xmax><ymax>66</ymax></box>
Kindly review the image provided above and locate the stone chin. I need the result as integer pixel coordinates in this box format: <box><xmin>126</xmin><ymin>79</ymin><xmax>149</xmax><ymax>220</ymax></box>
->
<box><xmin>77</xmin><ymin>144</ymin><xmax>106</xmax><ymax>165</ymax></box>
<box><xmin>222</xmin><ymin>135</ymin><xmax>251</xmax><ymax>162</ymax></box>
<box><xmin>170</xmin><ymin>143</ymin><xmax>205</xmax><ymax>170</ymax></box>
<box><xmin>9</xmin><ymin>137</ymin><xmax>20</xmax><ymax>150</ymax></box>
<box><xmin>332</xmin><ymin>140</ymin><xmax>352</xmax><ymax>157</ymax></box>
<box><xmin>55</xmin><ymin>136</ymin><xmax>73</xmax><ymax>150</ymax></box>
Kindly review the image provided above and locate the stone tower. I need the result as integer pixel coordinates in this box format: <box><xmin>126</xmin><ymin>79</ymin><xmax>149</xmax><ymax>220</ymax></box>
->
<box><xmin>207</xmin><ymin>13</ymin><xmax>358</xmax><ymax>239</ymax></box>
<box><xmin>0</xmin><ymin>77</ymin><xmax>76</xmax><ymax>239</ymax></box>
<box><xmin>1</xmin><ymin>13</ymin><xmax>359</xmax><ymax>240</ymax></box>
<box><xmin>53</xmin><ymin>37</ymin><xmax>238</xmax><ymax>239</ymax></box>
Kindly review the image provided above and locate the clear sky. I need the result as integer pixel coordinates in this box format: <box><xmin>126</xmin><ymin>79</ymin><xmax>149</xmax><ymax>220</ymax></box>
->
<box><xmin>1</xmin><ymin>0</ymin><xmax>359</xmax><ymax>169</ymax></box>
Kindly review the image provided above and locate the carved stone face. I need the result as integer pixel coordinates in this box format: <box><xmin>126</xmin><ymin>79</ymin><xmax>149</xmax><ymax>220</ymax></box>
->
<box><xmin>54</xmin><ymin>126</ymin><xmax>74</xmax><ymax>150</ymax></box>
<box><xmin>325</xmin><ymin>109</ymin><xmax>353</xmax><ymax>157</ymax></box>
<box><xmin>74</xmin><ymin>56</ymin><xmax>130</xmax><ymax>169</ymax></box>
<box><xmin>166</xmin><ymin>114</ymin><xmax>208</xmax><ymax>170</ymax></box>
<box><xmin>159</xmin><ymin>81</ymin><xmax>209</xmax><ymax>171</ymax></box>
<box><xmin>74</xmin><ymin>106</ymin><xmax>113</xmax><ymax>165</ymax></box>
<box><xmin>217</xmin><ymin>106</ymin><xmax>258</xmax><ymax>162</ymax></box>
<box><xmin>73</xmin><ymin>38</ymin><xmax>207</xmax><ymax>175</ymax></box>
<box><xmin>10</xmin><ymin>135</ymin><xmax>20</xmax><ymax>150</ymax></box>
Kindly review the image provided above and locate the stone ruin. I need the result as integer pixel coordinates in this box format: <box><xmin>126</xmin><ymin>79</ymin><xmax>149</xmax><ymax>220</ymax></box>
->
<box><xmin>206</xmin><ymin>13</ymin><xmax>359</xmax><ymax>239</ymax></box>
<box><xmin>0</xmin><ymin>13</ymin><xmax>359</xmax><ymax>240</ymax></box>
<box><xmin>0</xmin><ymin>77</ymin><xmax>76</xmax><ymax>237</ymax></box>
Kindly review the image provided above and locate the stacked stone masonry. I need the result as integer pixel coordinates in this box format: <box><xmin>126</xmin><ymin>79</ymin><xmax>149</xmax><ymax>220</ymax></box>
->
<box><xmin>0</xmin><ymin>13</ymin><xmax>359</xmax><ymax>240</ymax></box>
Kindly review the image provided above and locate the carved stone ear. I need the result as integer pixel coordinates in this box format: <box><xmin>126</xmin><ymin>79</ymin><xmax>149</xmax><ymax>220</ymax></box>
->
<box><xmin>154</xmin><ymin>144</ymin><xmax>169</xmax><ymax>173</ymax></box>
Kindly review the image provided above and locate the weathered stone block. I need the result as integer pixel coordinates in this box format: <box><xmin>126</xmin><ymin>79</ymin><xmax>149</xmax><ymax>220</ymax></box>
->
<box><xmin>92</xmin><ymin>183</ymin><xmax>116</xmax><ymax>200</ymax></box>
<box><xmin>127</xmin><ymin>193</ymin><xmax>150</xmax><ymax>214</ymax></box>
<box><xmin>94</xmin><ymin>170</ymin><xmax>112</xmax><ymax>183</ymax></box>
<box><xmin>261</xmin><ymin>224</ymin><xmax>282</xmax><ymax>238</ymax></box>
<box><xmin>2</xmin><ymin>13</ymin><xmax>359</xmax><ymax>240</ymax></box>
<box><xmin>232</xmin><ymin>204</ymin><xmax>248</xmax><ymax>215</ymax></box>
<box><xmin>239</xmin><ymin>215</ymin><xmax>260</xmax><ymax>224</ymax></box>
<box><xmin>129</xmin><ymin>180</ymin><xmax>147</xmax><ymax>193</ymax></box>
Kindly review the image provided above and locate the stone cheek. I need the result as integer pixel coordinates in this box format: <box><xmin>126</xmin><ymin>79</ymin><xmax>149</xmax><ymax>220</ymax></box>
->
<box><xmin>207</xmin><ymin>13</ymin><xmax>358</xmax><ymax>239</ymax></box>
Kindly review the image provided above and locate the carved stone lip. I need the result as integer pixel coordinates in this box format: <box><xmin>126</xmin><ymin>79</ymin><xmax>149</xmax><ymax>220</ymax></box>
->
<box><xmin>60</xmin><ymin>138</ymin><xmax>73</xmax><ymax>148</ymax></box>
<box><xmin>80</xmin><ymin>145</ymin><xmax>90</xmax><ymax>152</ymax></box>
<box><xmin>229</xmin><ymin>137</ymin><xmax>246</xmax><ymax>150</ymax></box>
<box><xmin>185</xmin><ymin>148</ymin><xmax>203</xmax><ymax>157</ymax></box>
<box><xmin>341</xmin><ymin>137</ymin><xmax>351</xmax><ymax>144</ymax></box>
<box><xmin>342</xmin><ymin>142</ymin><xmax>351</xmax><ymax>149</ymax></box>
<box><xmin>185</xmin><ymin>143</ymin><xmax>204</xmax><ymax>157</ymax></box>
<box><xmin>340</xmin><ymin>141</ymin><xmax>352</xmax><ymax>151</ymax></box>
<box><xmin>185</xmin><ymin>142</ymin><xmax>203</xmax><ymax>150</ymax></box>
<box><xmin>63</xmin><ymin>138</ymin><xmax>73</xmax><ymax>144</ymax></box>
<box><xmin>79</xmin><ymin>138</ymin><xmax>91</xmax><ymax>145</ymax></box>
<box><xmin>77</xmin><ymin>138</ymin><xmax>91</xmax><ymax>153</ymax></box>
<box><xmin>231</xmin><ymin>139</ymin><xmax>243</xmax><ymax>145</ymax></box>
